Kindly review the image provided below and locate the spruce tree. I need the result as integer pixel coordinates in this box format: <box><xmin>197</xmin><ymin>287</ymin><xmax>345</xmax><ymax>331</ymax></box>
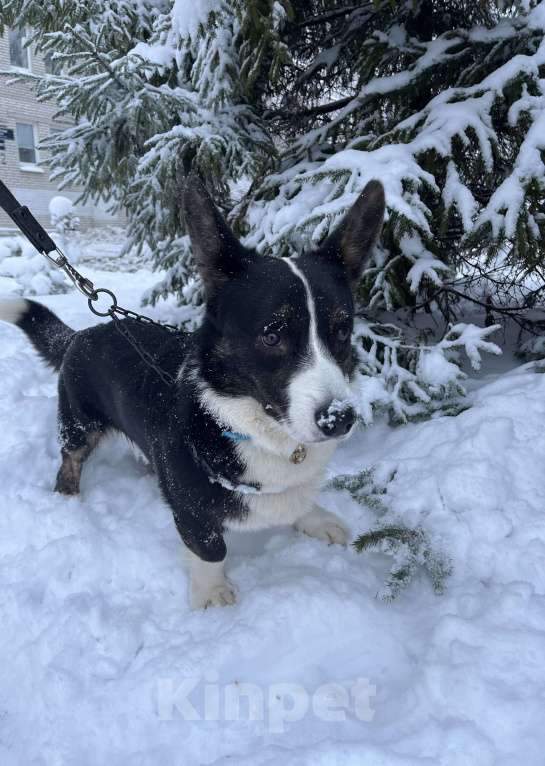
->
<box><xmin>328</xmin><ymin>468</ymin><xmax>453</xmax><ymax>599</ymax></box>
<box><xmin>1</xmin><ymin>0</ymin><xmax>543</xmax><ymax>419</ymax></box>
<box><xmin>0</xmin><ymin>0</ymin><xmax>288</xmax><ymax>303</ymax></box>
<box><xmin>245</xmin><ymin>0</ymin><xmax>545</xmax><ymax>319</ymax></box>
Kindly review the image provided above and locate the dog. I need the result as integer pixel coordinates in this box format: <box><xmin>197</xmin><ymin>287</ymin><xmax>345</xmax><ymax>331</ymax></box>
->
<box><xmin>0</xmin><ymin>176</ymin><xmax>385</xmax><ymax>609</ymax></box>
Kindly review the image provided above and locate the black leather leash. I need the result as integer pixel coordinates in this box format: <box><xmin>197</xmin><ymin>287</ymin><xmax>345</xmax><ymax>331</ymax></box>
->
<box><xmin>0</xmin><ymin>180</ymin><xmax>181</xmax><ymax>386</ymax></box>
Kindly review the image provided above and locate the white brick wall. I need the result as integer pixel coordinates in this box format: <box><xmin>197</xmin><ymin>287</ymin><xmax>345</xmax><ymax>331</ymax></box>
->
<box><xmin>0</xmin><ymin>29</ymin><xmax>125</xmax><ymax>232</ymax></box>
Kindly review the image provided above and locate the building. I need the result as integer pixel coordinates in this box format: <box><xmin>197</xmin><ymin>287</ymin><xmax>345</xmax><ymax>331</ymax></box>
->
<box><xmin>0</xmin><ymin>27</ymin><xmax>124</xmax><ymax>232</ymax></box>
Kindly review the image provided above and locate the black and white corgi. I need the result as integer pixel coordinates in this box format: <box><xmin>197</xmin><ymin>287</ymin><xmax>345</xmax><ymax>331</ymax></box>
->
<box><xmin>0</xmin><ymin>176</ymin><xmax>385</xmax><ymax>609</ymax></box>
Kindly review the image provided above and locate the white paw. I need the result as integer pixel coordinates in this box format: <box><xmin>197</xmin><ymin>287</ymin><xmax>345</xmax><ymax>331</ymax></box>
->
<box><xmin>307</xmin><ymin>520</ymin><xmax>348</xmax><ymax>546</ymax></box>
<box><xmin>190</xmin><ymin>579</ymin><xmax>237</xmax><ymax>610</ymax></box>
<box><xmin>294</xmin><ymin>507</ymin><xmax>349</xmax><ymax>546</ymax></box>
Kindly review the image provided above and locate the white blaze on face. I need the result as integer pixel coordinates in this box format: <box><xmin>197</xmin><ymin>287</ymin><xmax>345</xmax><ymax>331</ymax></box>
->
<box><xmin>284</xmin><ymin>258</ymin><xmax>352</xmax><ymax>443</ymax></box>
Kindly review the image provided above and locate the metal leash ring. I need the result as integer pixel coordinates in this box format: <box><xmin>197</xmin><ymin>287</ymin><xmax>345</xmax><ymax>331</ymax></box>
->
<box><xmin>0</xmin><ymin>180</ymin><xmax>184</xmax><ymax>386</ymax></box>
<box><xmin>88</xmin><ymin>288</ymin><xmax>118</xmax><ymax>317</ymax></box>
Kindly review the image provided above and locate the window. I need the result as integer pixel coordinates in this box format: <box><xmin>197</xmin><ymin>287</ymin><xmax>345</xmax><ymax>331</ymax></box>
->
<box><xmin>9</xmin><ymin>28</ymin><xmax>30</xmax><ymax>70</ymax></box>
<box><xmin>16</xmin><ymin>123</ymin><xmax>37</xmax><ymax>165</ymax></box>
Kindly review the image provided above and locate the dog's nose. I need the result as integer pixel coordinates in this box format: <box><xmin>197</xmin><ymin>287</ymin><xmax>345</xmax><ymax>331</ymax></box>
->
<box><xmin>315</xmin><ymin>403</ymin><xmax>356</xmax><ymax>438</ymax></box>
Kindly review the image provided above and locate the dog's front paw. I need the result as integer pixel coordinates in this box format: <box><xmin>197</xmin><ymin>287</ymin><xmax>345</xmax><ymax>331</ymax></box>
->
<box><xmin>294</xmin><ymin>506</ymin><xmax>349</xmax><ymax>546</ymax></box>
<box><xmin>190</xmin><ymin>579</ymin><xmax>237</xmax><ymax>610</ymax></box>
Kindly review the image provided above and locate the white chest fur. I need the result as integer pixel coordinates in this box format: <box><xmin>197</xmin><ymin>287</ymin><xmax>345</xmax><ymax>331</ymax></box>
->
<box><xmin>227</xmin><ymin>438</ymin><xmax>337</xmax><ymax>531</ymax></box>
<box><xmin>199</xmin><ymin>388</ymin><xmax>338</xmax><ymax>531</ymax></box>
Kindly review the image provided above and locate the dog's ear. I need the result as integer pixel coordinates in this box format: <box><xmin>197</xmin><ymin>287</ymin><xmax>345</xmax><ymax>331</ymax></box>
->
<box><xmin>182</xmin><ymin>175</ymin><xmax>249</xmax><ymax>298</ymax></box>
<box><xmin>318</xmin><ymin>180</ymin><xmax>385</xmax><ymax>286</ymax></box>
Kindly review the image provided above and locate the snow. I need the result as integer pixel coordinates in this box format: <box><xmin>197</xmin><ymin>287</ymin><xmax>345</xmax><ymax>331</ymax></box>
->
<box><xmin>0</xmin><ymin>252</ymin><xmax>545</xmax><ymax>764</ymax></box>
<box><xmin>477</xmin><ymin>93</ymin><xmax>545</xmax><ymax>238</ymax></box>
<box><xmin>316</xmin><ymin>399</ymin><xmax>354</xmax><ymax>429</ymax></box>
<box><xmin>353</xmin><ymin>318</ymin><xmax>500</xmax><ymax>424</ymax></box>
<box><xmin>400</xmin><ymin>232</ymin><xmax>451</xmax><ymax>292</ymax></box>
<box><xmin>49</xmin><ymin>196</ymin><xmax>75</xmax><ymax>221</ymax></box>
<box><xmin>245</xmin><ymin>144</ymin><xmax>436</xmax><ymax>258</ymax></box>
<box><xmin>48</xmin><ymin>196</ymin><xmax>82</xmax><ymax>265</ymax></box>
<box><xmin>0</xmin><ymin>237</ymin><xmax>68</xmax><ymax>296</ymax></box>
<box><xmin>416</xmin><ymin>346</ymin><xmax>461</xmax><ymax>387</ymax></box>
<box><xmin>442</xmin><ymin>161</ymin><xmax>477</xmax><ymax>233</ymax></box>
<box><xmin>529</xmin><ymin>1</ymin><xmax>545</xmax><ymax>29</ymax></box>
<box><xmin>171</xmin><ymin>0</ymin><xmax>217</xmax><ymax>41</ymax></box>
<box><xmin>129</xmin><ymin>41</ymin><xmax>175</xmax><ymax>70</ymax></box>
<box><xmin>336</xmin><ymin>35</ymin><xmax>466</xmax><ymax>124</ymax></box>
<box><xmin>243</xmin><ymin>6</ymin><xmax>545</xmax><ymax>296</ymax></box>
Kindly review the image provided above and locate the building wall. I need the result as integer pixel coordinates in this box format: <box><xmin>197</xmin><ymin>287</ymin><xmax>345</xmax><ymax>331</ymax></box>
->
<box><xmin>0</xmin><ymin>29</ymin><xmax>125</xmax><ymax>232</ymax></box>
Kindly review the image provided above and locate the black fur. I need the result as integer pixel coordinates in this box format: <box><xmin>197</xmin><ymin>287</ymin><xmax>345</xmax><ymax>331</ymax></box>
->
<box><xmin>15</xmin><ymin>304</ymin><xmax>247</xmax><ymax>560</ymax></box>
<box><xmin>17</xmin><ymin>301</ymin><xmax>74</xmax><ymax>371</ymax></box>
<box><xmin>11</xmin><ymin>176</ymin><xmax>385</xmax><ymax>572</ymax></box>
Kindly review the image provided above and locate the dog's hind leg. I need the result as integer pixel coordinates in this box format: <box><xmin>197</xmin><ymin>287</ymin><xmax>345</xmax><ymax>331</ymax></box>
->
<box><xmin>54</xmin><ymin>379</ymin><xmax>105</xmax><ymax>495</ymax></box>
<box><xmin>55</xmin><ymin>434</ymin><xmax>102</xmax><ymax>495</ymax></box>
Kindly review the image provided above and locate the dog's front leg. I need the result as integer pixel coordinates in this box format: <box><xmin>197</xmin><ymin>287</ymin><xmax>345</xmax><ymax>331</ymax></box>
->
<box><xmin>156</xmin><ymin>445</ymin><xmax>239</xmax><ymax>609</ymax></box>
<box><xmin>175</xmin><ymin>520</ymin><xmax>237</xmax><ymax>610</ymax></box>
<box><xmin>294</xmin><ymin>505</ymin><xmax>349</xmax><ymax>546</ymax></box>
<box><xmin>184</xmin><ymin>547</ymin><xmax>237</xmax><ymax>610</ymax></box>
<box><xmin>157</xmin><ymin>466</ymin><xmax>237</xmax><ymax>608</ymax></box>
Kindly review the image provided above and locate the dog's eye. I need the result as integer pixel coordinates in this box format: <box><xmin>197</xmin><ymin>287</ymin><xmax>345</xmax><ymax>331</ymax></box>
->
<box><xmin>336</xmin><ymin>324</ymin><xmax>351</xmax><ymax>342</ymax></box>
<box><xmin>262</xmin><ymin>331</ymin><xmax>281</xmax><ymax>347</ymax></box>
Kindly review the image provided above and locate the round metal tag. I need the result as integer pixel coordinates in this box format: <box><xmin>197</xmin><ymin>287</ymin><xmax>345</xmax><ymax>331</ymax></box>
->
<box><xmin>290</xmin><ymin>444</ymin><xmax>307</xmax><ymax>464</ymax></box>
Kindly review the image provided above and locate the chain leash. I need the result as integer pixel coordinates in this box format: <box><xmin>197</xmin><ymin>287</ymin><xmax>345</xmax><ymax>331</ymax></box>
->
<box><xmin>45</xmin><ymin>246</ymin><xmax>181</xmax><ymax>387</ymax></box>
<box><xmin>0</xmin><ymin>180</ymin><xmax>181</xmax><ymax>387</ymax></box>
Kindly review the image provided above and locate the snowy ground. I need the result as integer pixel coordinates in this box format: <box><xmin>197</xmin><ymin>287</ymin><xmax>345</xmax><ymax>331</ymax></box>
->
<box><xmin>1</xmin><ymin>248</ymin><xmax>545</xmax><ymax>765</ymax></box>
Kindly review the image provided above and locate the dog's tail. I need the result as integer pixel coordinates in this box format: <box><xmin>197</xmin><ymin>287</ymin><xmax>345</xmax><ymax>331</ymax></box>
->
<box><xmin>0</xmin><ymin>298</ymin><xmax>75</xmax><ymax>371</ymax></box>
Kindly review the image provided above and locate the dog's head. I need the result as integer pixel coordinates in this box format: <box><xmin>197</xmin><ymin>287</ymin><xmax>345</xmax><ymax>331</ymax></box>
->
<box><xmin>183</xmin><ymin>176</ymin><xmax>385</xmax><ymax>444</ymax></box>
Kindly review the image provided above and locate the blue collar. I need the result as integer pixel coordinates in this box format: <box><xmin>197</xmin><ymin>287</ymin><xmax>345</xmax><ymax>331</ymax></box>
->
<box><xmin>222</xmin><ymin>430</ymin><xmax>251</xmax><ymax>443</ymax></box>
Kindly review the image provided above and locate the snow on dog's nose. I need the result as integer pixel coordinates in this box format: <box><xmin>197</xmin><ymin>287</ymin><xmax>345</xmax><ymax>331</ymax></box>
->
<box><xmin>315</xmin><ymin>400</ymin><xmax>356</xmax><ymax>439</ymax></box>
